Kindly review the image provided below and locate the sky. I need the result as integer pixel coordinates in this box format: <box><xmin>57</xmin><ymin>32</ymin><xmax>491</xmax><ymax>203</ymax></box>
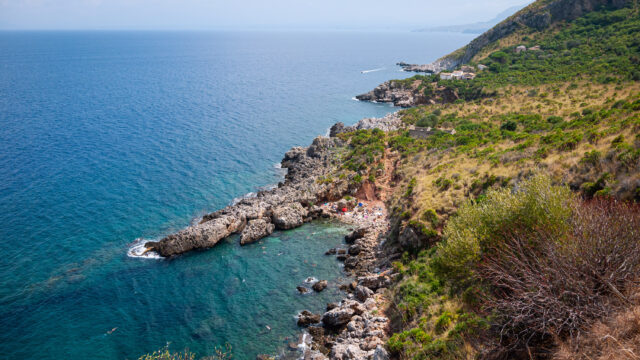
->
<box><xmin>0</xmin><ymin>0</ymin><xmax>533</xmax><ymax>30</ymax></box>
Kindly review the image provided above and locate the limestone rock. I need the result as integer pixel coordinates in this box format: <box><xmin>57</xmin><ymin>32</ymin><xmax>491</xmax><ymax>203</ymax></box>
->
<box><xmin>373</xmin><ymin>345</ymin><xmax>389</xmax><ymax>360</ymax></box>
<box><xmin>355</xmin><ymin>285</ymin><xmax>374</xmax><ymax>302</ymax></box>
<box><xmin>272</xmin><ymin>202</ymin><xmax>308</xmax><ymax>230</ymax></box>
<box><xmin>348</xmin><ymin>244</ymin><xmax>362</xmax><ymax>256</ymax></box>
<box><xmin>145</xmin><ymin>215</ymin><xmax>245</xmax><ymax>257</ymax></box>
<box><xmin>358</xmin><ymin>275</ymin><xmax>390</xmax><ymax>291</ymax></box>
<box><xmin>307</xmin><ymin>136</ymin><xmax>331</xmax><ymax>158</ymax></box>
<box><xmin>322</xmin><ymin>306</ymin><xmax>355</xmax><ymax>328</ymax></box>
<box><xmin>239</xmin><ymin>218</ymin><xmax>275</xmax><ymax>245</ymax></box>
<box><xmin>329</xmin><ymin>122</ymin><xmax>347</xmax><ymax>137</ymax></box>
<box><xmin>330</xmin><ymin>344</ymin><xmax>369</xmax><ymax>360</ymax></box>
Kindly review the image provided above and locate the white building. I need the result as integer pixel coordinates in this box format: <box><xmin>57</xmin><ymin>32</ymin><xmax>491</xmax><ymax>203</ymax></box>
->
<box><xmin>452</xmin><ymin>70</ymin><xmax>464</xmax><ymax>80</ymax></box>
<box><xmin>440</xmin><ymin>72</ymin><xmax>453</xmax><ymax>80</ymax></box>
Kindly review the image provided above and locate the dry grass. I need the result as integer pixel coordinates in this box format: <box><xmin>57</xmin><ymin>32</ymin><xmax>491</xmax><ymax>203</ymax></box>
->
<box><xmin>555</xmin><ymin>305</ymin><xmax>640</xmax><ymax>360</ymax></box>
<box><xmin>388</xmin><ymin>81</ymin><xmax>640</xmax><ymax>230</ymax></box>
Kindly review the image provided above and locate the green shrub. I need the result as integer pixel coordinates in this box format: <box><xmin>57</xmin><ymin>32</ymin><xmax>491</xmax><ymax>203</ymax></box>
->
<box><xmin>405</xmin><ymin>177</ymin><xmax>417</xmax><ymax>197</ymax></box>
<box><xmin>580</xmin><ymin>149</ymin><xmax>602</xmax><ymax>166</ymax></box>
<box><xmin>547</xmin><ymin>115</ymin><xmax>563</xmax><ymax>124</ymax></box>
<box><xmin>434</xmin><ymin>311</ymin><xmax>454</xmax><ymax>334</ymax></box>
<box><xmin>434</xmin><ymin>177</ymin><xmax>453</xmax><ymax>191</ymax></box>
<box><xmin>422</xmin><ymin>209</ymin><xmax>439</xmax><ymax>227</ymax></box>
<box><xmin>582</xmin><ymin>172</ymin><xmax>611</xmax><ymax>198</ymax></box>
<box><xmin>500</xmin><ymin>120</ymin><xmax>517</xmax><ymax>131</ymax></box>
<box><xmin>433</xmin><ymin>174</ymin><xmax>573</xmax><ymax>286</ymax></box>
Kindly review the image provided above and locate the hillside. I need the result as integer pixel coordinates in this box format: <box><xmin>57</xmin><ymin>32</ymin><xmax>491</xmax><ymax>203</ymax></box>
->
<box><xmin>343</xmin><ymin>1</ymin><xmax>640</xmax><ymax>359</ymax></box>
<box><xmin>424</xmin><ymin>0</ymin><xmax>636</xmax><ymax>73</ymax></box>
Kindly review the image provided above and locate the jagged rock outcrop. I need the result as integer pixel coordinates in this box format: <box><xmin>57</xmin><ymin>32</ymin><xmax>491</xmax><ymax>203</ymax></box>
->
<box><xmin>358</xmin><ymin>275</ymin><xmax>391</xmax><ymax>292</ymax></box>
<box><xmin>356</xmin><ymin>81</ymin><xmax>428</xmax><ymax>107</ymax></box>
<box><xmin>321</xmin><ymin>299</ymin><xmax>365</xmax><ymax>328</ymax></box>
<box><xmin>356</xmin><ymin>80</ymin><xmax>465</xmax><ymax>107</ymax></box>
<box><xmin>240</xmin><ymin>218</ymin><xmax>275</xmax><ymax>246</ymax></box>
<box><xmin>345</xmin><ymin>228</ymin><xmax>367</xmax><ymax>244</ymax></box>
<box><xmin>145</xmin><ymin>215</ymin><xmax>245</xmax><ymax>257</ymax></box>
<box><xmin>144</xmin><ymin>136</ymin><xmax>349</xmax><ymax>257</ymax></box>
<box><xmin>329</xmin><ymin>113</ymin><xmax>404</xmax><ymax>137</ymax></box>
<box><xmin>272</xmin><ymin>202</ymin><xmax>308</xmax><ymax>230</ymax></box>
<box><xmin>298</xmin><ymin>310</ymin><xmax>322</xmax><ymax>326</ymax></box>
<box><xmin>355</xmin><ymin>285</ymin><xmax>374</xmax><ymax>302</ymax></box>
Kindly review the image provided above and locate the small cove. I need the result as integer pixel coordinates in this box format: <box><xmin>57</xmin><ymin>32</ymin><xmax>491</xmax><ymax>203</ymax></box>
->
<box><xmin>0</xmin><ymin>30</ymin><xmax>476</xmax><ymax>359</ymax></box>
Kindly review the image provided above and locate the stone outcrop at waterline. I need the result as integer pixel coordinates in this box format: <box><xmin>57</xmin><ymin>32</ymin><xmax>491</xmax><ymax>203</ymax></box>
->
<box><xmin>143</xmin><ymin>136</ymin><xmax>352</xmax><ymax>257</ymax></box>
<box><xmin>143</xmin><ymin>112</ymin><xmax>406</xmax><ymax>257</ymax></box>
<box><xmin>355</xmin><ymin>80</ymin><xmax>459</xmax><ymax>107</ymax></box>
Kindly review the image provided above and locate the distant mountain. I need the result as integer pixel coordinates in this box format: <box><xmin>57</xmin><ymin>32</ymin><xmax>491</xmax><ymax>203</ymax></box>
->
<box><xmin>415</xmin><ymin>4</ymin><xmax>528</xmax><ymax>34</ymax></box>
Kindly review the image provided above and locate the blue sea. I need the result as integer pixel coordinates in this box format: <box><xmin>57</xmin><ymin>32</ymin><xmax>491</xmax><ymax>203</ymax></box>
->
<box><xmin>0</xmin><ymin>30</ymin><xmax>475</xmax><ymax>359</ymax></box>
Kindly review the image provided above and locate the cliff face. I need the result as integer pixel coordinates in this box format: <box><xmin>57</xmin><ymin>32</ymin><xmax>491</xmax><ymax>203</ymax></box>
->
<box><xmin>429</xmin><ymin>0</ymin><xmax>633</xmax><ymax>72</ymax></box>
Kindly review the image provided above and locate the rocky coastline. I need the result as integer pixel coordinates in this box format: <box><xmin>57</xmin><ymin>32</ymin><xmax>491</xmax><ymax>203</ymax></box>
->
<box><xmin>143</xmin><ymin>136</ymin><xmax>347</xmax><ymax>257</ymax></box>
<box><xmin>139</xmin><ymin>114</ymin><xmax>404</xmax><ymax>360</ymax></box>
<box><xmin>355</xmin><ymin>79</ymin><xmax>459</xmax><ymax>107</ymax></box>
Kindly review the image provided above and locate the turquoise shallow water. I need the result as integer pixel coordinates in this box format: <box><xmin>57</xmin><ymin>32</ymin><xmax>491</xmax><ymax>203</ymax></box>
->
<box><xmin>0</xmin><ymin>31</ymin><xmax>475</xmax><ymax>359</ymax></box>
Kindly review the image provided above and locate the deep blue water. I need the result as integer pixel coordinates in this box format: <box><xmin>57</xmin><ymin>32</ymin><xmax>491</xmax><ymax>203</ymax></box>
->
<box><xmin>0</xmin><ymin>31</ymin><xmax>475</xmax><ymax>359</ymax></box>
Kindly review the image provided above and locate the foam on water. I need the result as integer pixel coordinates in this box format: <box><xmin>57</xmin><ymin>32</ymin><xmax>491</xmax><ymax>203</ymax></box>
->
<box><xmin>361</xmin><ymin>67</ymin><xmax>385</xmax><ymax>73</ymax></box>
<box><xmin>127</xmin><ymin>238</ymin><xmax>163</xmax><ymax>259</ymax></box>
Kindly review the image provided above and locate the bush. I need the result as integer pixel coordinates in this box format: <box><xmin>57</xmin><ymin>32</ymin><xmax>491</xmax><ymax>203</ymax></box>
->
<box><xmin>433</xmin><ymin>175</ymin><xmax>573</xmax><ymax>286</ymax></box>
<box><xmin>422</xmin><ymin>209</ymin><xmax>439</xmax><ymax>227</ymax></box>
<box><xmin>480</xmin><ymin>199</ymin><xmax>640</xmax><ymax>346</ymax></box>
<box><xmin>580</xmin><ymin>149</ymin><xmax>601</xmax><ymax>166</ymax></box>
<box><xmin>500</xmin><ymin>120</ymin><xmax>517</xmax><ymax>131</ymax></box>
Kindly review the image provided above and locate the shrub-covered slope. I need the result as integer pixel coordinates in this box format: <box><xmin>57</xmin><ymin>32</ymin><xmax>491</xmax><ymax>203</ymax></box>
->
<box><xmin>338</xmin><ymin>1</ymin><xmax>640</xmax><ymax>359</ymax></box>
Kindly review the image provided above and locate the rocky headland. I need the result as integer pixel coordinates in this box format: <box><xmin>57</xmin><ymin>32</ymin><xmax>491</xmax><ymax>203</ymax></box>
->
<box><xmin>143</xmin><ymin>136</ymin><xmax>346</xmax><ymax>257</ymax></box>
<box><xmin>143</xmin><ymin>113</ymin><xmax>404</xmax><ymax>258</ymax></box>
<box><xmin>137</xmin><ymin>114</ymin><xmax>406</xmax><ymax>360</ymax></box>
<box><xmin>355</xmin><ymin>79</ymin><xmax>460</xmax><ymax>107</ymax></box>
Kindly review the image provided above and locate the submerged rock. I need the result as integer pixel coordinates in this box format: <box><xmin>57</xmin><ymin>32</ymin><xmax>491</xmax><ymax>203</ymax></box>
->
<box><xmin>312</xmin><ymin>280</ymin><xmax>328</xmax><ymax>292</ymax></box>
<box><xmin>325</xmin><ymin>248</ymin><xmax>337</xmax><ymax>255</ymax></box>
